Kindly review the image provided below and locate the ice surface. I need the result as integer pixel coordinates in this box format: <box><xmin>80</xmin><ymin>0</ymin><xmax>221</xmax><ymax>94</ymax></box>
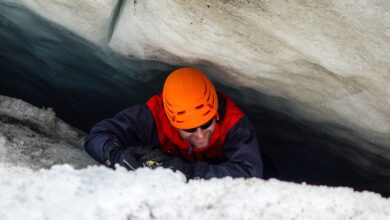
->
<box><xmin>21</xmin><ymin>0</ymin><xmax>118</xmax><ymax>45</ymax></box>
<box><xmin>0</xmin><ymin>165</ymin><xmax>389</xmax><ymax>220</ymax></box>
<box><xmin>0</xmin><ymin>95</ymin><xmax>96</xmax><ymax>169</ymax></box>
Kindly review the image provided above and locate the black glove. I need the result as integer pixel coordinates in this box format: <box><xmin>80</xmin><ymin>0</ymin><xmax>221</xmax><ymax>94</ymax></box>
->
<box><xmin>161</xmin><ymin>156</ymin><xmax>193</xmax><ymax>180</ymax></box>
<box><xmin>115</xmin><ymin>149</ymin><xmax>141</xmax><ymax>170</ymax></box>
<box><xmin>107</xmin><ymin>140</ymin><xmax>142</xmax><ymax>171</ymax></box>
<box><xmin>129</xmin><ymin>145</ymin><xmax>156</xmax><ymax>159</ymax></box>
<box><xmin>139</xmin><ymin>149</ymin><xmax>193</xmax><ymax>179</ymax></box>
<box><xmin>139</xmin><ymin>148</ymin><xmax>171</xmax><ymax>168</ymax></box>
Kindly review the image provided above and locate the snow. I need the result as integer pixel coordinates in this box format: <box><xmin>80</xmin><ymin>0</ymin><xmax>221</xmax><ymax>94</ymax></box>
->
<box><xmin>0</xmin><ymin>94</ymin><xmax>83</xmax><ymax>146</ymax></box>
<box><xmin>0</xmin><ymin>95</ymin><xmax>389</xmax><ymax>220</ymax></box>
<box><xmin>0</xmin><ymin>95</ymin><xmax>95</xmax><ymax>169</ymax></box>
<box><xmin>1</xmin><ymin>165</ymin><xmax>389</xmax><ymax>220</ymax></box>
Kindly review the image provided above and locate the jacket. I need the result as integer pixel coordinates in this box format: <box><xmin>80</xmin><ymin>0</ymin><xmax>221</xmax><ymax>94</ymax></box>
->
<box><xmin>85</xmin><ymin>93</ymin><xmax>263</xmax><ymax>179</ymax></box>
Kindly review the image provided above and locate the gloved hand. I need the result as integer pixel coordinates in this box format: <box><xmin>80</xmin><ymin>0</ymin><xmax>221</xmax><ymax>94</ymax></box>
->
<box><xmin>139</xmin><ymin>149</ymin><xmax>193</xmax><ymax>179</ymax></box>
<box><xmin>106</xmin><ymin>140</ymin><xmax>142</xmax><ymax>171</ymax></box>
<box><xmin>116</xmin><ymin>148</ymin><xmax>141</xmax><ymax>170</ymax></box>
<box><xmin>130</xmin><ymin>145</ymin><xmax>156</xmax><ymax>159</ymax></box>
<box><xmin>138</xmin><ymin>148</ymin><xmax>171</xmax><ymax>168</ymax></box>
<box><xmin>160</xmin><ymin>156</ymin><xmax>193</xmax><ymax>180</ymax></box>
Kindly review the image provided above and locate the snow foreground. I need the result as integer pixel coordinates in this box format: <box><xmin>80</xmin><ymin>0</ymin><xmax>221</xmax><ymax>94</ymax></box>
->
<box><xmin>0</xmin><ymin>165</ymin><xmax>389</xmax><ymax>220</ymax></box>
<box><xmin>1</xmin><ymin>95</ymin><xmax>390</xmax><ymax>219</ymax></box>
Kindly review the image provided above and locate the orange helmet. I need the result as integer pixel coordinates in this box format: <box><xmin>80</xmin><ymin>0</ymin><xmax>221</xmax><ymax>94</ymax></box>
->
<box><xmin>163</xmin><ymin>67</ymin><xmax>218</xmax><ymax>129</ymax></box>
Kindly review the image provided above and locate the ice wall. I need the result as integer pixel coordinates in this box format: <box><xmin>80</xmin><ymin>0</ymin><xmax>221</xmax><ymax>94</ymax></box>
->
<box><xmin>1</xmin><ymin>0</ymin><xmax>390</xmax><ymax>196</ymax></box>
<box><xmin>22</xmin><ymin>0</ymin><xmax>390</xmax><ymax>142</ymax></box>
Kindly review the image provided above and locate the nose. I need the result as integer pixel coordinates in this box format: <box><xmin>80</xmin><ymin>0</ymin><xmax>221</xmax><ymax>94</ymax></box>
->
<box><xmin>194</xmin><ymin>128</ymin><xmax>206</xmax><ymax>139</ymax></box>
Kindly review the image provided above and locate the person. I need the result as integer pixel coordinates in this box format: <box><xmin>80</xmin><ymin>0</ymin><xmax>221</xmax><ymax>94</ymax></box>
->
<box><xmin>84</xmin><ymin>67</ymin><xmax>263</xmax><ymax>180</ymax></box>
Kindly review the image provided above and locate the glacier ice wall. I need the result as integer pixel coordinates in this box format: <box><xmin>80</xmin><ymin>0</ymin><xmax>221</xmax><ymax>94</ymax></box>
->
<box><xmin>0</xmin><ymin>1</ymin><xmax>390</xmax><ymax>196</ymax></box>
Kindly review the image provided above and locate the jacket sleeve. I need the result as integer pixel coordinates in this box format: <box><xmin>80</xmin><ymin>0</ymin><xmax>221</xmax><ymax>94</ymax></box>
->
<box><xmin>84</xmin><ymin>104</ymin><xmax>159</xmax><ymax>166</ymax></box>
<box><xmin>190</xmin><ymin>116</ymin><xmax>263</xmax><ymax>179</ymax></box>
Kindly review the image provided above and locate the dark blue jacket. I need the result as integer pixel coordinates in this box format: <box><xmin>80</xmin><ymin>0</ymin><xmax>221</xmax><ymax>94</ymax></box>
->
<box><xmin>85</xmin><ymin>93</ymin><xmax>263</xmax><ymax>179</ymax></box>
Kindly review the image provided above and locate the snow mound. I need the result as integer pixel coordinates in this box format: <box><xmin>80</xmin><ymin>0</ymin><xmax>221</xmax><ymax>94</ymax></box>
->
<box><xmin>0</xmin><ymin>95</ymin><xmax>83</xmax><ymax>146</ymax></box>
<box><xmin>0</xmin><ymin>95</ymin><xmax>96</xmax><ymax>169</ymax></box>
<box><xmin>0</xmin><ymin>165</ymin><xmax>389</xmax><ymax>220</ymax></box>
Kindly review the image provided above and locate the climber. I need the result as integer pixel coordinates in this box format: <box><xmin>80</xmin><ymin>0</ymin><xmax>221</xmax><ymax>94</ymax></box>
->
<box><xmin>84</xmin><ymin>67</ymin><xmax>263</xmax><ymax>180</ymax></box>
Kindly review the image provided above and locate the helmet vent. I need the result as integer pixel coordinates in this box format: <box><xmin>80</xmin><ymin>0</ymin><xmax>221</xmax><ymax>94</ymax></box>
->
<box><xmin>166</xmin><ymin>99</ymin><xmax>173</xmax><ymax>106</ymax></box>
<box><xmin>203</xmin><ymin>81</ymin><xmax>208</xmax><ymax>95</ymax></box>
<box><xmin>195</xmin><ymin>104</ymin><xmax>204</xmax><ymax>109</ymax></box>
<box><xmin>166</xmin><ymin>106</ymin><xmax>174</xmax><ymax>113</ymax></box>
<box><xmin>203</xmin><ymin>110</ymin><xmax>211</xmax><ymax>116</ymax></box>
<box><xmin>206</xmin><ymin>90</ymin><xmax>211</xmax><ymax>101</ymax></box>
<box><xmin>177</xmin><ymin>111</ymin><xmax>186</xmax><ymax>115</ymax></box>
<box><xmin>176</xmin><ymin>120</ymin><xmax>184</xmax><ymax>123</ymax></box>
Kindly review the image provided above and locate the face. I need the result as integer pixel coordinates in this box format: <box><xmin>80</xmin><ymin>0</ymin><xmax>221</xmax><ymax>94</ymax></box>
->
<box><xmin>178</xmin><ymin>118</ymin><xmax>216</xmax><ymax>149</ymax></box>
